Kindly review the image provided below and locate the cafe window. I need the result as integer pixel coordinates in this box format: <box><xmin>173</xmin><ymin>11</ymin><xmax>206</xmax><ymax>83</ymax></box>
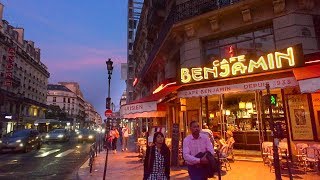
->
<box><xmin>203</xmin><ymin>27</ymin><xmax>275</xmax><ymax>62</ymax></box>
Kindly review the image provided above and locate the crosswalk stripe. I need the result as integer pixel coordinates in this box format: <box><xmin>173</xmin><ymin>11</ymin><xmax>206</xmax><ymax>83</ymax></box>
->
<box><xmin>55</xmin><ymin>149</ymin><xmax>74</xmax><ymax>157</ymax></box>
<box><xmin>35</xmin><ymin>149</ymin><xmax>60</xmax><ymax>157</ymax></box>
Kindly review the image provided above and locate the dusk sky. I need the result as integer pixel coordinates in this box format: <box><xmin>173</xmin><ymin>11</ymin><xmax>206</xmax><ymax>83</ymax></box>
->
<box><xmin>1</xmin><ymin>0</ymin><xmax>127</xmax><ymax>117</ymax></box>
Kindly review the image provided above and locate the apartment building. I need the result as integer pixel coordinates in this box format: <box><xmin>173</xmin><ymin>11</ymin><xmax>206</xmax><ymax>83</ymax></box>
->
<box><xmin>58</xmin><ymin>82</ymin><xmax>86</xmax><ymax>126</ymax></box>
<box><xmin>122</xmin><ymin>0</ymin><xmax>320</xmax><ymax>165</ymax></box>
<box><xmin>0</xmin><ymin>3</ymin><xmax>50</xmax><ymax>135</ymax></box>
<box><xmin>84</xmin><ymin>102</ymin><xmax>102</xmax><ymax>126</ymax></box>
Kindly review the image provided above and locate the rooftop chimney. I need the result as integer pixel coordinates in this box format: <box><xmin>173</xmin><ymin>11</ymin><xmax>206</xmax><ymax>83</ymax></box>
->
<box><xmin>13</xmin><ymin>28</ymin><xmax>24</xmax><ymax>44</ymax></box>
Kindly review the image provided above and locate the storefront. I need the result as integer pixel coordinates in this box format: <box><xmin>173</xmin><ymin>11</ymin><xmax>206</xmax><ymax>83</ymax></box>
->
<box><xmin>177</xmin><ymin>44</ymin><xmax>320</xmax><ymax>159</ymax></box>
<box><xmin>120</xmin><ymin>85</ymin><xmax>180</xmax><ymax>142</ymax></box>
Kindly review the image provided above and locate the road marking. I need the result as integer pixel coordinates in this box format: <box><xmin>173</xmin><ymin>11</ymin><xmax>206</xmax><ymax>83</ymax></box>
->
<box><xmin>35</xmin><ymin>149</ymin><xmax>60</xmax><ymax>157</ymax></box>
<box><xmin>55</xmin><ymin>149</ymin><xmax>74</xmax><ymax>157</ymax></box>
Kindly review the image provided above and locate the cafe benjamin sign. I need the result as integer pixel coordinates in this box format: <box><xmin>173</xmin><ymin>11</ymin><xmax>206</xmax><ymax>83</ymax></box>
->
<box><xmin>180</xmin><ymin>44</ymin><xmax>304</xmax><ymax>84</ymax></box>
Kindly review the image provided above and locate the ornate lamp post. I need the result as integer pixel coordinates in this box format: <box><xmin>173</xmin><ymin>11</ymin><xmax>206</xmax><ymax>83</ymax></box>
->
<box><xmin>103</xmin><ymin>58</ymin><xmax>113</xmax><ymax>180</ymax></box>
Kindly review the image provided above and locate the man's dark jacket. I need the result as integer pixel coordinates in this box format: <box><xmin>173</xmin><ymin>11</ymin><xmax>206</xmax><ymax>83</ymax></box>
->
<box><xmin>143</xmin><ymin>145</ymin><xmax>170</xmax><ymax>180</ymax></box>
<box><xmin>195</xmin><ymin>151</ymin><xmax>219</xmax><ymax>178</ymax></box>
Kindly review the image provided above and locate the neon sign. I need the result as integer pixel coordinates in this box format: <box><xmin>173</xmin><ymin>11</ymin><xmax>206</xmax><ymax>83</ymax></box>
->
<box><xmin>153</xmin><ymin>82</ymin><xmax>177</xmax><ymax>94</ymax></box>
<box><xmin>3</xmin><ymin>47</ymin><xmax>16</xmax><ymax>87</ymax></box>
<box><xmin>180</xmin><ymin>45</ymin><xmax>303</xmax><ymax>84</ymax></box>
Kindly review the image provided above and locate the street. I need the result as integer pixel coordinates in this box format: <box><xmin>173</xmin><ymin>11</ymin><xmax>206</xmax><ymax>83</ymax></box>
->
<box><xmin>0</xmin><ymin>136</ymin><xmax>92</xmax><ymax>180</ymax></box>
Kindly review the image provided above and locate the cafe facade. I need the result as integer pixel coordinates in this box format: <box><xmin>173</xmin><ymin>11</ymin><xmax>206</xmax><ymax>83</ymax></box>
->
<box><xmin>122</xmin><ymin>0</ymin><xmax>320</xmax><ymax>164</ymax></box>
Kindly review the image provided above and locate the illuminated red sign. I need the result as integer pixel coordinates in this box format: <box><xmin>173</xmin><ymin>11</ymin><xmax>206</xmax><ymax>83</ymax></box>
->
<box><xmin>3</xmin><ymin>47</ymin><xmax>16</xmax><ymax>87</ymax></box>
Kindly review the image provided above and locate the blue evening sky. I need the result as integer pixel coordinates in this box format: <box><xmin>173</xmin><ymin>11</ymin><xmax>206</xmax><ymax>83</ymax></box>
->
<box><xmin>1</xmin><ymin>0</ymin><xmax>127</xmax><ymax>117</ymax></box>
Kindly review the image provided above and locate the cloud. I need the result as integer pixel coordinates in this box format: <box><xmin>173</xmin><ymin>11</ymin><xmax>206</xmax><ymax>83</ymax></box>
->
<box><xmin>42</xmin><ymin>44</ymin><xmax>127</xmax><ymax>71</ymax></box>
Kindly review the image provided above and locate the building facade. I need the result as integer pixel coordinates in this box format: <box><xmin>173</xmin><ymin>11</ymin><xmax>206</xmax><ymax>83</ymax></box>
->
<box><xmin>0</xmin><ymin>3</ymin><xmax>50</xmax><ymax>136</ymax></box>
<box><xmin>46</xmin><ymin>84</ymin><xmax>78</xmax><ymax>119</ymax></box>
<box><xmin>84</xmin><ymin>102</ymin><xmax>102</xmax><ymax>126</ymax></box>
<box><xmin>126</xmin><ymin>0</ymin><xmax>144</xmax><ymax>103</ymax></box>
<box><xmin>58</xmin><ymin>82</ymin><xmax>86</xmax><ymax>127</ymax></box>
<box><xmin>122</xmin><ymin>0</ymin><xmax>320</xmax><ymax>165</ymax></box>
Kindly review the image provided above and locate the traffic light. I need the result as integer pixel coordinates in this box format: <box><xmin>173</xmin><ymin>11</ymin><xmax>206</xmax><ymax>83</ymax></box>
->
<box><xmin>270</xmin><ymin>94</ymin><xmax>277</xmax><ymax>106</ymax></box>
<box><xmin>106</xmin><ymin>97</ymin><xmax>111</xmax><ymax>109</ymax></box>
<box><xmin>263</xmin><ymin>94</ymin><xmax>277</xmax><ymax>106</ymax></box>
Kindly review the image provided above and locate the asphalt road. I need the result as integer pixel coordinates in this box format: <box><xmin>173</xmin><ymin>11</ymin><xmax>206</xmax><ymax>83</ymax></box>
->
<box><xmin>0</xmin><ymin>137</ymin><xmax>95</xmax><ymax>180</ymax></box>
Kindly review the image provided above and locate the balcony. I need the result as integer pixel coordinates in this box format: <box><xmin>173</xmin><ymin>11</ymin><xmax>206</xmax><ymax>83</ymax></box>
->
<box><xmin>139</xmin><ymin>7</ymin><xmax>175</xmax><ymax>80</ymax></box>
<box><xmin>175</xmin><ymin>0</ymin><xmax>242</xmax><ymax>22</ymax></box>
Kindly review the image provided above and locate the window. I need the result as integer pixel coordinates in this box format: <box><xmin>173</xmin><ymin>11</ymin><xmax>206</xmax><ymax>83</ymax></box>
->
<box><xmin>63</xmin><ymin>97</ymin><xmax>66</xmax><ymax>103</ymax></box>
<box><xmin>53</xmin><ymin>97</ymin><xmax>56</xmax><ymax>102</ymax></box>
<box><xmin>68</xmin><ymin>98</ymin><xmax>70</xmax><ymax>103</ymax></box>
<box><xmin>203</xmin><ymin>27</ymin><xmax>275</xmax><ymax>61</ymax></box>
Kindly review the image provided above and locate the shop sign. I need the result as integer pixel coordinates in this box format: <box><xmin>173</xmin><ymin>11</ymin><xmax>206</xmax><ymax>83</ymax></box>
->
<box><xmin>288</xmin><ymin>94</ymin><xmax>314</xmax><ymax>141</ymax></box>
<box><xmin>121</xmin><ymin>101</ymin><xmax>157</xmax><ymax>115</ymax></box>
<box><xmin>178</xmin><ymin>77</ymin><xmax>298</xmax><ymax>98</ymax></box>
<box><xmin>180</xmin><ymin>44</ymin><xmax>303</xmax><ymax>84</ymax></box>
<box><xmin>3</xmin><ymin>47</ymin><xmax>16</xmax><ymax>87</ymax></box>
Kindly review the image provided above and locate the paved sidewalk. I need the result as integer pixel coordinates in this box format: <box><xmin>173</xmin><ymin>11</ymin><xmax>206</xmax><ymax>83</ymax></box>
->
<box><xmin>77</xmin><ymin>139</ymin><xmax>320</xmax><ymax>180</ymax></box>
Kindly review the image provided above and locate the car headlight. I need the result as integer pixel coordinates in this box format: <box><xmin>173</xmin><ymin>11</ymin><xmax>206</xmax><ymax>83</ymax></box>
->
<box><xmin>88</xmin><ymin>135</ymin><xmax>93</xmax><ymax>139</ymax></box>
<box><xmin>19</xmin><ymin>143</ymin><xmax>24</xmax><ymax>147</ymax></box>
<box><xmin>0</xmin><ymin>140</ymin><xmax>2</xmax><ymax>143</ymax></box>
<box><xmin>78</xmin><ymin>135</ymin><xmax>83</xmax><ymax>138</ymax></box>
<box><xmin>16</xmin><ymin>139</ymin><xmax>22</xmax><ymax>143</ymax></box>
<box><xmin>58</xmin><ymin>134</ymin><xmax>64</xmax><ymax>138</ymax></box>
<box><xmin>46</xmin><ymin>135</ymin><xmax>50</xmax><ymax>138</ymax></box>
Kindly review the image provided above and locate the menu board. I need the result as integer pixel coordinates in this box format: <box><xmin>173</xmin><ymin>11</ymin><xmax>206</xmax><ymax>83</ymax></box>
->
<box><xmin>288</xmin><ymin>94</ymin><xmax>314</xmax><ymax>140</ymax></box>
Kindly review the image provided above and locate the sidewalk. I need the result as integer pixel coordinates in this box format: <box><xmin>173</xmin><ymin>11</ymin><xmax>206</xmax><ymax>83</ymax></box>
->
<box><xmin>77</xmin><ymin>138</ymin><xmax>143</xmax><ymax>180</ymax></box>
<box><xmin>77</xmin><ymin>139</ymin><xmax>320</xmax><ymax>180</ymax></box>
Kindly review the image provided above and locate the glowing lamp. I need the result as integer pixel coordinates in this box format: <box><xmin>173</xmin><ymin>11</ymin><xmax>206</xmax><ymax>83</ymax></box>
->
<box><xmin>246</xmin><ymin>102</ymin><xmax>253</xmax><ymax>109</ymax></box>
<box><xmin>239</xmin><ymin>102</ymin><xmax>246</xmax><ymax>109</ymax></box>
<box><xmin>180</xmin><ymin>98</ymin><xmax>186</xmax><ymax>112</ymax></box>
<box><xmin>226</xmin><ymin>110</ymin><xmax>231</xmax><ymax>116</ymax></box>
<box><xmin>209</xmin><ymin>113</ymin><xmax>214</xmax><ymax>118</ymax></box>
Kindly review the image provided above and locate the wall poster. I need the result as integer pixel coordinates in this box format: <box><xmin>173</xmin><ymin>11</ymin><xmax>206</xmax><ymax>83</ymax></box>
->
<box><xmin>288</xmin><ymin>94</ymin><xmax>314</xmax><ymax>140</ymax></box>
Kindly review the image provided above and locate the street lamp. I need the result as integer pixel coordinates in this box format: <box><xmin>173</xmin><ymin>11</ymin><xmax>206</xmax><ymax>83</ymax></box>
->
<box><xmin>103</xmin><ymin>58</ymin><xmax>113</xmax><ymax>180</ymax></box>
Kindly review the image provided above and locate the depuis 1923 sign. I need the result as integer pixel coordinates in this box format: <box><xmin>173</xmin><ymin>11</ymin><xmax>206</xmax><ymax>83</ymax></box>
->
<box><xmin>180</xmin><ymin>44</ymin><xmax>304</xmax><ymax>84</ymax></box>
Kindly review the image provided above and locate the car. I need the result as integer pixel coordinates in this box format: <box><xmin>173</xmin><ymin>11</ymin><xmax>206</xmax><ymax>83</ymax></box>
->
<box><xmin>44</xmin><ymin>129</ymin><xmax>70</xmax><ymax>142</ymax></box>
<box><xmin>77</xmin><ymin>129</ymin><xmax>97</xmax><ymax>143</ymax></box>
<box><xmin>0</xmin><ymin>129</ymin><xmax>42</xmax><ymax>153</ymax></box>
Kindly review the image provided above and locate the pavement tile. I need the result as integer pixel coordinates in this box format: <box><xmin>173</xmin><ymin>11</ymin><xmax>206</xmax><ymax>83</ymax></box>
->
<box><xmin>77</xmin><ymin>139</ymin><xmax>320</xmax><ymax>180</ymax></box>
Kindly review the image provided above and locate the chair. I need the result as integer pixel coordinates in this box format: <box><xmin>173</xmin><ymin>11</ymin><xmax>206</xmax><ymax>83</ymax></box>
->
<box><xmin>219</xmin><ymin>141</ymin><xmax>234</xmax><ymax>171</ymax></box>
<box><xmin>295</xmin><ymin>143</ymin><xmax>308</xmax><ymax>167</ymax></box>
<box><xmin>310</xmin><ymin>144</ymin><xmax>320</xmax><ymax>150</ymax></box>
<box><xmin>266</xmin><ymin>146</ymin><xmax>283</xmax><ymax>172</ymax></box>
<box><xmin>262</xmin><ymin>142</ymin><xmax>273</xmax><ymax>165</ymax></box>
<box><xmin>302</xmin><ymin>147</ymin><xmax>320</xmax><ymax>173</ymax></box>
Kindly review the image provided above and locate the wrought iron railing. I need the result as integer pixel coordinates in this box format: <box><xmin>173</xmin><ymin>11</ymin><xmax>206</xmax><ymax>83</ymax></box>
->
<box><xmin>138</xmin><ymin>0</ymin><xmax>243</xmax><ymax>79</ymax></box>
<box><xmin>139</xmin><ymin>7</ymin><xmax>175</xmax><ymax>79</ymax></box>
<box><xmin>175</xmin><ymin>0</ymin><xmax>242</xmax><ymax>22</ymax></box>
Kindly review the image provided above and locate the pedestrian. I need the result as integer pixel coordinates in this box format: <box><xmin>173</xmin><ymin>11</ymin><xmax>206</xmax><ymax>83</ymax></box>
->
<box><xmin>143</xmin><ymin>132</ymin><xmax>170</xmax><ymax>180</ymax></box>
<box><xmin>201</xmin><ymin>123</ymin><xmax>214</xmax><ymax>144</ymax></box>
<box><xmin>109</xmin><ymin>126</ymin><xmax>120</xmax><ymax>153</ymax></box>
<box><xmin>122</xmin><ymin>124</ymin><xmax>129</xmax><ymax>151</ymax></box>
<box><xmin>183</xmin><ymin>121</ymin><xmax>214</xmax><ymax>180</ymax></box>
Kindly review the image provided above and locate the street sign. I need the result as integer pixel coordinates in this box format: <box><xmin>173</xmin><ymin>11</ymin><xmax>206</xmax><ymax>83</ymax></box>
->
<box><xmin>104</xmin><ymin>109</ymin><xmax>113</xmax><ymax>117</ymax></box>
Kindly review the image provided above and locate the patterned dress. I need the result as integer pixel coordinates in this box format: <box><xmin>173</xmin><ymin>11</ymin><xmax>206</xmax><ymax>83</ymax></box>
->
<box><xmin>147</xmin><ymin>149</ymin><xmax>167</xmax><ymax>180</ymax></box>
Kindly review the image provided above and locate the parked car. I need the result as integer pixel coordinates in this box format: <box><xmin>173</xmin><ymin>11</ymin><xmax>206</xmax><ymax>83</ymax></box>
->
<box><xmin>77</xmin><ymin>129</ymin><xmax>96</xmax><ymax>143</ymax></box>
<box><xmin>45</xmin><ymin>129</ymin><xmax>70</xmax><ymax>142</ymax></box>
<box><xmin>0</xmin><ymin>129</ymin><xmax>42</xmax><ymax>153</ymax></box>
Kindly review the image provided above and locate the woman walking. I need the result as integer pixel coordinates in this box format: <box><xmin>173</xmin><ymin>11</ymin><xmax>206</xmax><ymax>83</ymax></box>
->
<box><xmin>143</xmin><ymin>132</ymin><xmax>170</xmax><ymax>180</ymax></box>
<box><xmin>109</xmin><ymin>126</ymin><xmax>120</xmax><ymax>153</ymax></box>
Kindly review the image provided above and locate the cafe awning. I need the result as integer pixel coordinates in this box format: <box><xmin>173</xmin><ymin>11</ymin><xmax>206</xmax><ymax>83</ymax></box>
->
<box><xmin>120</xmin><ymin>85</ymin><xmax>180</xmax><ymax>118</ymax></box>
<box><xmin>293</xmin><ymin>63</ymin><xmax>320</xmax><ymax>93</ymax></box>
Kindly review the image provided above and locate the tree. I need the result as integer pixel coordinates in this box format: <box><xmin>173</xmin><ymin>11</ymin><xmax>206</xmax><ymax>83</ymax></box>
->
<box><xmin>45</xmin><ymin>105</ymin><xmax>67</xmax><ymax>120</ymax></box>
